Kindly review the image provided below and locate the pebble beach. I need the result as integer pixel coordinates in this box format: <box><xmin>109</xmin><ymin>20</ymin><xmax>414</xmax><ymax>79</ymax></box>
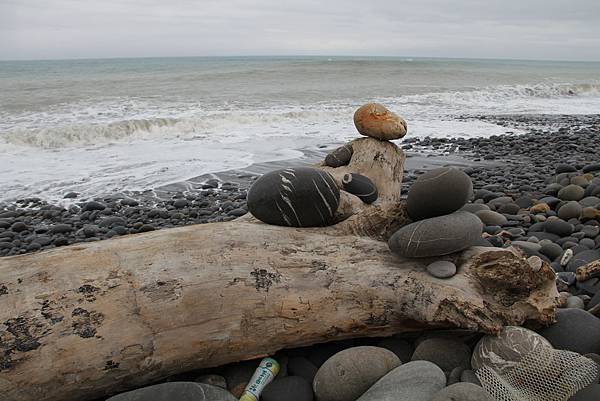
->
<box><xmin>2</xmin><ymin>56</ymin><xmax>600</xmax><ymax>401</ymax></box>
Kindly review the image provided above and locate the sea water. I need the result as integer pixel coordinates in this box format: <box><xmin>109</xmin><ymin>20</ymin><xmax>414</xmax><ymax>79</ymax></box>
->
<box><xmin>1</xmin><ymin>56</ymin><xmax>599</xmax><ymax>202</ymax></box>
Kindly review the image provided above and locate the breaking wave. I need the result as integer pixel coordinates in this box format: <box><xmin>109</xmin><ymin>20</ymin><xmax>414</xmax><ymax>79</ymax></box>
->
<box><xmin>1</xmin><ymin>82</ymin><xmax>599</xmax><ymax>149</ymax></box>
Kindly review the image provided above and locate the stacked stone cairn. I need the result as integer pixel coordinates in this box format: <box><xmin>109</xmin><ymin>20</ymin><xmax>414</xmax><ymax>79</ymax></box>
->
<box><xmin>105</xmin><ymin>104</ymin><xmax>600</xmax><ymax>401</ymax></box>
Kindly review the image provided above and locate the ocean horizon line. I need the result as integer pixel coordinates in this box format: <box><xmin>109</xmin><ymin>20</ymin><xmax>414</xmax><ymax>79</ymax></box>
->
<box><xmin>2</xmin><ymin>54</ymin><xmax>600</xmax><ymax>64</ymax></box>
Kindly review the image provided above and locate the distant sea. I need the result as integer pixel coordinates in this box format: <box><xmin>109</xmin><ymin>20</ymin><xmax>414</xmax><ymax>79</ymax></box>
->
<box><xmin>1</xmin><ymin>56</ymin><xmax>599</xmax><ymax>202</ymax></box>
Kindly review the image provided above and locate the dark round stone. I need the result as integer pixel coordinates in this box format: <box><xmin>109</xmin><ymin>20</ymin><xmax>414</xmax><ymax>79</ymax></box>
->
<box><xmin>324</xmin><ymin>145</ymin><xmax>353</xmax><ymax>168</ymax></box>
<box><xmin>262</xmin><ymin>376</ymin><xmax>313</xmax><ymax>401</ymax></box>
<box><xmin>567</xmin><ymin>249</ymin><xmax>600</xmax><ymax>272</ymax></box>
<box><xmin>406</xmin><ymin>167</ymin><xmax>473</xmax><ymax>221</ymax></box>
<box><xmin>247</xmin><ymin>167</ymin><xmax>340</xmax><ymax>227</ymax></box>
<box><xmin>558</xmin><ymin>185</ymin><xmax>585</xmax><ymax>201</ymax></box>
<box><xmin>558</xmin><ymin>201</ymin><xmax>583</xmax><ymax>220</ymax></box>
<box><xmin>545</xmin><ymin>219</ymin><xmax>574</xmax><ymax>237</ymax></box>
<box><xmin>82</xmin><ymin>201</ymin><xmax>107</xmax><ymax>211</ymax></box>
<box><xmin>537</xmin><ymin>308</ymin><xmax>600</xmax><ymax>355</ymax></box>
<box><xmin>288</xmin><ymin>357</ymin><xmax>318</xmax><ymax>384</ymax></box>
<box><xmin>583</xmin><ymin>163</ymin><xmax>600</xmax><ymax>174</ymax></box>
<box><xmin>556</xmin><ymin>164</ymin><xmax>577</xmax><ymax>174</ymax></box>
<box><xmin>388</xmin><ymin>212</ymin><xmax>483</xmax><ymax>258</ymax></box>
<box><xmin>10</xmin><ymin>222</ymin><xmax>28</xmax><ymax>232</ymax></box>
<box><xmin>342</xmin><ymin>173</ymin><xmax>378</xmax><ymax>204</ymax></box>
<box><xmin>411</xmin><ymin>337</ymin><xmax>471</xmax><ymax>374</ymax></box>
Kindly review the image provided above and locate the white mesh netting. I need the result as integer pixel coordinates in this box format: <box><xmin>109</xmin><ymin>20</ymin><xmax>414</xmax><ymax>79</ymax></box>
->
<box><xmin>476</xmin><ymin>345</ymin><xmax>599</xmax><ymax>401</ymax></box>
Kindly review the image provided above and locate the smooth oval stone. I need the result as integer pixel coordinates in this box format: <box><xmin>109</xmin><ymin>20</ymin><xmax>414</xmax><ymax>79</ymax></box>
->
<box><xmin>475</xmin><ymin>210</ymin><xmax>508</xmax><ymax>226</ymax></box>
<box><xmin>538</xmin><ymin>309</ymin><xmax>600</xmax><ymax>355</ymax></box>
<box><xmin>580</xmin><ymin>196</ymin><xmax>600</xmax><ymax>208</ymax></box>
<box><xmin>540</xmin><ymin>242</ymin><xmax>564</xmax><ymax>260</ymax></box>
<box><xmin>460</xmin><ymin>203</ymin><xmax>490</xmax><ymax>214</ymax></box>
<box><xmin>407</xmin><ymin>167</ymin><xmax>473</xmax><ymax>220</ymax></box>
<box><xmin>106</xmin><ymin>382</ymin><xmax>237</xmax><ymax>401</ymax></box>
<box><xmin>356</xmin><ymin>361</ymin><xmax>446</xmax><ymax>401</ymax></box>
<box><xmin>426</xmin><ymin>261</ymin><xmax>457</xmax><ymax>279</ymax></box>
<box><xmin>353</xmin><ymin>103</ymin><xmax>407</xmax><ymax>140</ymax></box>
<box><xmin>313</xmin><ymin>346</ymin><xmax>400</xmax><ymax>401</ymax></box>
<box><xmin>247</xmin><ymin>167</ymin><xmax>340</xmax><ymax>227</ymax></box>
<box><xmin>342</xmin><ymin>173</ymin><xmax>378</xmax><ymax>204</ymax></box>
<box><xmin>556</xmin><ymin>164</ymin><xmax>577</xmax><ymax>174</ymax></box>
<box><xmin>558</xmin><ymin>201</ymin><xmax>583</xmax><ymax>220</ymax></box>
<box><xmin>411</xmin><ymin>337</ymin><xmax>471</xmax><ymax>373</ymax></box>
<box><xmin>428</xmin><ymin>383</ymin><xmax>492</xmax><ymax>401</ymax></box>
<box><xmin>262</xmin><ymin>376</ymin><xmax>313</xmax><ymax>401</ymax></box>
<box><xmin>324</xmin><ymin>145</ymin><xmax>353</xmax><ymax>168</ymax></box>
<box><xmin>566</xmin><ymin>296</ymin><xmax>585</xmax><ymax>309</ymax></box>
<box><xmin>288</xmin><ymin>357</ymin><xmax>318</xmax><ymax>384</ymax></box>
<box><xmin>388</xmin><ymin>212</ymin><xmax>483</xmax><ymax>258</ymax></box>
<box><xmin>583</xmin><ymin>163</ymin><xmax>600</xmax><ymax>174</ymax></box>
<box><xmin>472</xmin><ymin>326</ymin><xmax>552</xmax><ymax>374</ymax></box>
<box><xmin>566</xmin><ymin>249</ymin><xmax>600</xmax><ymax>272</ymax></box>
<box><xmin>558</xmin><ymin>184</ymin><xmax>585</xmax><ymax>201</ymax></box>
<box><xmin>376</xmin><ymin>337</ymin><xmax>414</xmax><ymax>363</ymax></box>
<box><xmin>545</xmin><ymin>219</ymin><xmax>574</xmax><ymax>237</ymax></box>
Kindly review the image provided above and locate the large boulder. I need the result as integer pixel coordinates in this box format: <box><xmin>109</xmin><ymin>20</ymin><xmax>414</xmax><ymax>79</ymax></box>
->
<box><xmin>537</xmin><ymin>309</ymin><xmax>600</xmax><ymax>355</ymax></box>
<box><xmin>247</xmin><ymin>167</ymin><xmax>340</xmax><ymax>227</ymax></box>
<box><xmin>407</xmin><ymin>167</ymin><xmax>473</xmax><ymax>220</ymax></box>
<box><xmin>388</xmin><ymin>211</ymin><xmax>483</xmax><ymax>258</ymax></box>
<box><xmin>313</xmin><ymin>346</ymin><xmax>400</xmax><ymax>401</ymax></box>
<box><xmin>353</xmin><ymin>103</ymin><xmax>407</xmax><ymax>141</ymax></box>
<box><xmin>106</xmin><ymin>382</ymin><xmax>236</xmax><ymax>401</ymax></box>
<box><xmin>356</xmin><ymin>361</ymin><xmax>446</xmax><ymax>401</ymax></box>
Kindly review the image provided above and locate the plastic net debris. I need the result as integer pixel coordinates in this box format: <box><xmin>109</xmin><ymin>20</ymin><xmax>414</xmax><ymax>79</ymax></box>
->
<box><xmin>476</xmin><ymin>345</ymin><xmax>599</xmax><ymax>401</ymax></box>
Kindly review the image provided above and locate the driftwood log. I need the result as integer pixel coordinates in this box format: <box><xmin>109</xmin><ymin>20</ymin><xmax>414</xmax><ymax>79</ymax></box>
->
<box><xmin>0</xmin><ymin>138</ymin><xmax>558</xmax><ymax>401</ymax></box>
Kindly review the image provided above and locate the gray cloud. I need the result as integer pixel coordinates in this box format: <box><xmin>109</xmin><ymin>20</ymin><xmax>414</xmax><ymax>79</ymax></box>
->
<box><xmin>1</xmin><ymin>0</ymin><xmax>599</xmax><ymax>60</ymax></box>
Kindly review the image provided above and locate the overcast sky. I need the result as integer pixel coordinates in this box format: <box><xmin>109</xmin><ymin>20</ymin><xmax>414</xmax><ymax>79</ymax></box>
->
<box><xmin>1</xmin><ymin>0</ymin><xmax>599</xmax><ymax>61</ymax></box>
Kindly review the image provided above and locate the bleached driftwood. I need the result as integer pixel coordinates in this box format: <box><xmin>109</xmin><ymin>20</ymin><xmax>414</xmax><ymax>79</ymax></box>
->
<box><xmin>0</xmin><ymin>137</ymin><xmax>557</xmax><ymax>401</ymax></box>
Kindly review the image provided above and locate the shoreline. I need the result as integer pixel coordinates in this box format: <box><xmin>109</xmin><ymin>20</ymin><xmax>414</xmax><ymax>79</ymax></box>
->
<box><xmin>1</xmin><ymin>113</ymin><xmax>599</xmax><ymax>258</ymax></box>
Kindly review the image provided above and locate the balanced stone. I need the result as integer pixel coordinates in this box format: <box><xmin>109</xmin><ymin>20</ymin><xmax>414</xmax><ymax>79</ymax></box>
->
<box><xmin>407</xmin><ymin>167</ymin><xmax>473</xmax><ymax>220</ymax></box>
<box><xmin>475</xmin><ymin>210</ymin><xmax>507</xmax><ymax>226</ymax></box>
<box><xmin>342</xmin><ymin>173</ymin><xmax>378</xmax><ymax>204</ymax></box>
<box><xmin>537</xmin><ymin>308</ymin><xmax>600</xmax><ymax>355</ymax></box>
<box><xmin>426</xmin><ymin>261</ymin><xmax>457</xmax><ymax>279</ymax></box>
<box><xmin>472</xmin><ymin>326</ymin><xmax>551</xmax><ymax>374</ymax></box>
<box><xmin>313</xmin><ymin>346</ymin><xmax>400</xmax><ymax>401</ymax></box>
<box><xmin>411</xmin><ymin>337</ymin><xmax>471</xmax><ymax>373</ymax></box>
<box><xmin>356</xmin><ymin>361</ymin><xmax>446</xmax><ymax>401</ymax></box>
<box><xmin>353</xmin><ymin>103</ymin><xmax>407</xmax><ymax>140</ymax></box>
<box><xmin>558</xmin><ymin>185</ymin><xmax>585</xmax><ymax>201</ymax></box>
<box><xmin>388</xmin><ymin>211</ymin><xmax>483</xmax><ymax>258</ymax></box>
<box><xmin>106</xmin><ymin>382</ymin><xmax>237</xmax><ymax>401</ymax></box>
<box><xmin>247</xmin><ymin>167</ymin><xmax>340</xmax><ymax>227</ymax></box>
<box><xmin>324</xmin><ymin>145</ymin><xmax>353</xmax><ymax>168</ymax></box>
<box><xmin>428</xmin><ymin>383</ymin><xmax>492</xmax><ymax>401</ymax></box>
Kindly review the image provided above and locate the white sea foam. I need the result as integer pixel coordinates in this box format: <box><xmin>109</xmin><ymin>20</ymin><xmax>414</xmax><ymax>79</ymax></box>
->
<box><xmin>1</xmin><ymin>62</ymin><xmax>599</xmax><ymax>203</ymax></box>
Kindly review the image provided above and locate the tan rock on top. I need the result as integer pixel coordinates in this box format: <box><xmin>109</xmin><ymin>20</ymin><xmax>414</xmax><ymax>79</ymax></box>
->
<box><xmin>353</xmin><ymin>103</ymin><xmax>407</xmax><ymax>140</ymax></box>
